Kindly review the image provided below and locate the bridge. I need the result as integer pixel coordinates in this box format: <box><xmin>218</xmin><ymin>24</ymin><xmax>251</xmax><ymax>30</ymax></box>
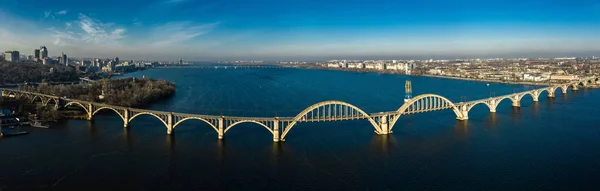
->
<box><xmin>1</xmin><ymin>76</ymin><xmax>597</xmax><ymax>141</ymax></box>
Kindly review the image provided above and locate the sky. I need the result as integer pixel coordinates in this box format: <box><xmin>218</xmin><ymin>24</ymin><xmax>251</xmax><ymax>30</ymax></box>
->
<box><xmin>0</xmin><ymin>0</ymin><xmax>599</xmax><ymax>61</ymax></box>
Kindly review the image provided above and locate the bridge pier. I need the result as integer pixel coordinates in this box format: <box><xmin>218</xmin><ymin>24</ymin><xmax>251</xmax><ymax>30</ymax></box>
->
<box><xmin>457</xmin><ymin>106</ymin><xmax>468</xmax><ymax>120</ymax></box>
<box><xmin>166</xmin><ymin>113</ymin><xmax>173</xmax><ymax>135</ymax></box>
<box><xmin>218</xmin><ymin>117</ymin><xmax>224</xmax><ymax>139</ymax></box>
<box><xmin>572</xmin><ymin>85</ymin><xmax>579</xmax><ymax>91</ymax></box>
<box><xmin>123</xmin><ymin>109</ymin><xmax>129</xmax><ymax>128</ymax></box>
<box><xmin>378</xmin><ymin>115</ymin><xmax>390</xmax><ymax>134</ymax></box>
<box><xmin>87</xmin><ymin>104</ymin><xmax>93</xmax><ymax>121</ymax></box>
<box><xmin>548</xmin><ymin>91</ymin><xmax>555</xmax><ymax>98</ymax></box>
<box><xmin>273</xmin><ymin>118</ymin><xmax>280</xmax><ymax>142</ymax></box>
<box><xmin>512</xmin><ymin>101</ymin><xmax>520</xmax><ymax>107</ymax></box>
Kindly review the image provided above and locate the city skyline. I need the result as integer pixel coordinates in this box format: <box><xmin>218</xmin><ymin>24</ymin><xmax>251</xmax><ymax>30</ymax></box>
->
<box><xmin>0</xmin><ymin>0</ymin><xmax>599</xmax><ymax>61</ymax></box>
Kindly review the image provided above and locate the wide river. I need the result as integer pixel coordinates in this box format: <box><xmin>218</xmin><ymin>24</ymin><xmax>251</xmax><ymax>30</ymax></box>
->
<box><xmin>1</xmin><ymin>67</ymin><xmax>600</xmax><ymax>190</ymax></box>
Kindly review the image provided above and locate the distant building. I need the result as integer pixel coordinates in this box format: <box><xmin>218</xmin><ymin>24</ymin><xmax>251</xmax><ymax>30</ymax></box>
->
<box><xmin>179</xmin><ymin>58</ymin><xmax>183</xmax><ymax>65</ymax></box>
<box><xmin>42</xmin><ymin>57</ymin><xmax>51</xmax><ymax>65</ymax></box>
<box><xmin>40</xmin><ymin>46</ymin><xmax>48</xmax><ymax>59</ymax></box>
<box><xmin>4</xmin><ymin>51</ymin><xmax>20</xmax><ymax>62</ymax></box>
<box><xmin>550</xmin><ymin>75</ymin><xmax>578</xmax><ymax>81</ymax></box>
<box><xmin>114</xmin><ymin>57</ymin><xmax>119</xmax><ymax>65</ymax></box>
<box><xmin>34</xmin><ymin>49</ymin><xmax>40</xmax><ymax>61</ymax></box>
<box><xmin>61</xmin><ymin>52</ymin><xmax>68</xmax><ymax>65</ymax></box>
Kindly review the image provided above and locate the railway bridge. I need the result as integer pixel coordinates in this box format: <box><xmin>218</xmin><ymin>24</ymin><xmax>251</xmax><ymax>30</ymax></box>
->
<box><xmin>1</xmin><ymin>76</ymin><xmax>597</xmax><ymax>141</ymax></box>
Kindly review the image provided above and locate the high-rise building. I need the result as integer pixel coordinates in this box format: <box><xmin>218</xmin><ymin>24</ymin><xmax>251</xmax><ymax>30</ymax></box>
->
<box><xmin>40</xmin><ymin>46</ymin><xmax>48</xmax><ymax>59</ymax></box>
<box><xmin>4</xmin><ymin>51</ymin><xmax>20</xmax><ymax>62</ymax></box>
<box><xmin>114</xmin><ymin>57</ymin><xmax>119</xmax><ymax>65</ymax></box>
<box><xmin>62</xmin><ymin>52</ymin><xmax>68</xmax><ymax>65</ymax></box>
<box><xmin>34</xmin><ymin>49</ymin><xmax>40</xmax><ymax>60</ymax></box>
<box><xmin>179</xmin><ymin>58</ymin><xmax>183</xmax><ymax>65</ymax></box>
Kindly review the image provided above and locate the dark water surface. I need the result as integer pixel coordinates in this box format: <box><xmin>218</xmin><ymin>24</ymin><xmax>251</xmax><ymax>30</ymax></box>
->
<box><xmin>1</xmin><ymin>68</ymin><xmax>600</xmax><ymax>190</ymax></box>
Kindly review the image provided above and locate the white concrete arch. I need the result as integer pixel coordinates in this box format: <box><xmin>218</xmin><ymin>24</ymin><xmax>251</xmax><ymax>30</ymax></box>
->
<box><xmin>224</xmin><ymin>120</ymin><xmax>273</xmax><ymax>134</ymax></box>
<box><xmin>466</xmin><ymin>101</ymin><xmax>493</xmax><ymax>112</ymax></box>
<box><xmin>128</xmin><ymin>112</ymin><xmax>169</xmax><ymax>128</ymax></box>
<box><xmin>172</xmin><ymin>117</ymin><xmax>218</xmax><ymax>133</ymax></box>
<box><xmin>92</xmin><ymin>107</ymin><xmax>125</xmax><ymax>121</ymax></box>
<box><xmin>65</xmin><ymin>101</ymin><xmax>89</xmax><ymax>114</ymax></box>
<box><xmin>280</xmin><ymin>100</ymin><xmax>381</xmax><ymax>140</ymax></box>
<box><xmin>389</xmin><ymin>94</ymin><xmax>461</xmax><ymax>131</ymax></box>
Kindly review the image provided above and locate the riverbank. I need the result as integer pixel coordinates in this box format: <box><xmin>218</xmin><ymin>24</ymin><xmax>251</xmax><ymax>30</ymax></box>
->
<box><xmin>290</xmin><ymin>65</ymin><xmax>599</xmax><ymax>88</ymax></box>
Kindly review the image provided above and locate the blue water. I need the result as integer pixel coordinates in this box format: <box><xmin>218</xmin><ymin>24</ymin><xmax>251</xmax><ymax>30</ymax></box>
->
<box><xmin>1</xmin><ymin>67</ymin><xmax>599</xmax><ymax>190</ymax></box>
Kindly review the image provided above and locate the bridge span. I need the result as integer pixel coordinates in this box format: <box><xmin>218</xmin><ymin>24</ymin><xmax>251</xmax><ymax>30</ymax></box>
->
<box><xmin>1</xmin><ymin>76</ymin><xmax>597</xmax><ymax>141</ymax></box>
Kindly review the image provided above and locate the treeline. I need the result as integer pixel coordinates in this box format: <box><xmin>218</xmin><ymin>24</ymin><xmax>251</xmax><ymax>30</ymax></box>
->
<box><xmin>24</xmin><ymin>78</ymin><xmax>176</xmax><ymax>107</ymax></box>
<box><xmin>0</xmin><ymin>61</ymin><xmax>79</xmax><ymax>84</ymax></box>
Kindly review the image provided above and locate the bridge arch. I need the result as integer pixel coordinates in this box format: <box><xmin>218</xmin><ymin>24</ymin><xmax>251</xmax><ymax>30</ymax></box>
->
<box><xmin>224</xmin><ymin>120</ymin><xmax>273</xmax><ymax>134</ymax></box>
<box><xmin>44</xmin><ymin>98</ymin><xmax>58</xmax><ymax>106</ymax></box>
<box><xmin>495</xmin><ymin>96</ymin><xmax>518</xmax><ymax>107</ymax></box>
<box><xmin>172</xmin><ymin>117</ymin><xmax>218</xmax><ymax>133</ymax></box>
<box><xmin>466</xmin><ymin>101</ymin><xmax>493</xmax><ymax>112</ymax></box>
<box><xmin>31</xmin><ymin>95</ymin><xmax>44</xmax><ymax>103</ymax></box>
<box><xmin>92</xmin><ymin>107</ymin><xmax>125</xmax><ymax>121</ymax></box>
<box><xmin>519</xmin><ymin>91</ymin><xmax>539</xmax><ymax>102</ymax></box>
<box><xmin>65</xmin><ymin>101</ymin><xmax>89</xmax><ymax>114</ymax></box>
<box><xmin>389</xmin><ymin>94</ymin><xmax>461</xmax><ymax>131</ymax></box>
<box><xmin>128</xmin><ymin>112</ymin><xmax>168</xmax><ymax>128</ymax></box>
<box><xmin>280</xmin><ymin>100</ymin><xmax>381</xmax><ymax>140</ymax></box>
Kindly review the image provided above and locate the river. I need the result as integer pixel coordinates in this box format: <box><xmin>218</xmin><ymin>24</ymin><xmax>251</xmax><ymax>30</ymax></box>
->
<box><xmin>1</xmin><ymin>67</ymin><xmax>599</xmax><ymax>190</ymax></box>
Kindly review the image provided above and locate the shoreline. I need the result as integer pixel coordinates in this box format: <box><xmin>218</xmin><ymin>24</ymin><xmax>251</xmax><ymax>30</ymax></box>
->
<box><xmin>289</xmin><ymin>66</ymin><xmax>599</xmax><ymax>88</ymax></box>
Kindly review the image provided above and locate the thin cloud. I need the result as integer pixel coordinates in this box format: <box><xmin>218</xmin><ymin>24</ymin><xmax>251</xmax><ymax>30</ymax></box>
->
<box><xmin>56</xmin><ymin>10</ymin><xmax>67</xmax><ymax>15</ymax></box>
<box><xmin>149</xmin><ymin>21</ymin><xmax>219</xmax><ymax>46</ymax></box>
<box><xmin>43</xmin><ymin>11</ymin><xmax>51</xmax><ymax>20</ymax></box>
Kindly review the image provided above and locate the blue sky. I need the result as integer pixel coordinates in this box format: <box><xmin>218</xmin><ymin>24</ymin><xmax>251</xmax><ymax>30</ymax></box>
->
<box><xmin>0</xmin><ymin>0</ymin><xmax>599</xmax><ymax>60</ymax></box>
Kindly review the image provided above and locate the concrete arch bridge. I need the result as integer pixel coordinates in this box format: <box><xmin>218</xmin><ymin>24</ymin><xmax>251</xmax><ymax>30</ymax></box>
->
<box><xmin>1</xmin><ymin>76</ymin><xmax>596</xmax><ymax>141</ymax></box>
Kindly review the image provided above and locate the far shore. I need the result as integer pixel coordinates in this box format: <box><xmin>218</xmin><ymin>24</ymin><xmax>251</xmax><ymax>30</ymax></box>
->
<box><xmin>289</xmin><ymin>65</ymin><xmax>599</xmax><ymax>88</ymax></box>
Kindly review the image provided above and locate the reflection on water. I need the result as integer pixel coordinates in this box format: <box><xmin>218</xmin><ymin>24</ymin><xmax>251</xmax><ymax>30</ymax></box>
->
<box><xmin>369</xmin><ymin>134</ymin><xmax>397</xmax><ymax>157</ymax></box>
<box><xmin>453</xmin><ymin>120</ymin><xmax>469</xmax><ymax>140</ymax></box>
<box><xmin>485</xmin><ymin>112</ymin><xmax>498</xmax><ymax>127</ymax></box>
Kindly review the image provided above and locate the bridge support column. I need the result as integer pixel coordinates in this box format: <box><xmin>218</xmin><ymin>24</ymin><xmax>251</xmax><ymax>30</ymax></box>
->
<box><xmin>489</xmin><ymin>100</ymin><xmax>497</xmax><ymax>113</ymax></box>
<box><xmin>166</xmin><ymin>113</ymin><xmax>173</xmax><ymax>135</ymax></box>
<box><xmin>273</xmin><ymin>118</ymin><xmax>280</xmax><ymax>142</ymax></box>
<box><xmin>123</xmin><ymin>109</ymin><xmax>129</xmax><ymax>128</ymax></box>
<box><xmin>512</xmin><ymin>101</ymin><xmax>520</xmax><ymax>107</ymax></box>
<box><xmin>548</xmin><ymin>90</ymin><xmax>555</xmax><ymax>98</ymax></box>
<box><xmin>378</xmin><ymin>115</ymin><xmax>390</xmax><ymax>134</ymax></box>
<box><xmin>562</xmin><ymin>86</ymin><xmax>568</xmax><ymax>94</ymax></box>
<box><xmin>87</xmin><ymin>104</ymin><xmax>93</xmax><ymax>121</ymax></box>
<box><xmin>218</xmin><ymin>117</ymin><xmax>224</xmax><ymax>139</ymax></box>
<box><xmin>457</xmin><ymin>106</ymin><xmax>468</xmax><ymax>120</ymax></box>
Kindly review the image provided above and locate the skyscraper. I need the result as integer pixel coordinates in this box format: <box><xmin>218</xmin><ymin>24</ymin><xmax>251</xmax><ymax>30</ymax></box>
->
<box><xmin>34</xmin><ymin>49</ymin><xmax>40</xmax><ymax>61</ymax></box>
<box><xmin>62</xmin><ymin>52</ymin><xmax>68</xmax><ymax>65</ymax></box>
<box><xmin>40</xmin><ymin>46</ymin><xmax>48</xmax><ymax>59</ymax></box>
<box><xmin>179</xmin><ymin>58</ymin><xmax>183</xmax><ymax>65</ymax></box>
<box><xmin>4</xmin><ymin>51</ymin><xmax>20</xmax><ymax>62</ymax></box>
<box><xmin>114</xmin><ymin>57</ymin><xmax>119</xmax><ymax>65</ymax></box>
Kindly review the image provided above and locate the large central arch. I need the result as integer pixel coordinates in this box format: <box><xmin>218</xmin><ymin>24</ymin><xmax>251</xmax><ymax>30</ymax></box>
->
<box><xmin>389</xmin><ymin>94</ymin><xmax>461</xmax><ymax>131</ymax></box>
<box><xmin>280</xmin><ymin>100</ymin><xmax>381</xmax><ymax>140</ymax></box>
